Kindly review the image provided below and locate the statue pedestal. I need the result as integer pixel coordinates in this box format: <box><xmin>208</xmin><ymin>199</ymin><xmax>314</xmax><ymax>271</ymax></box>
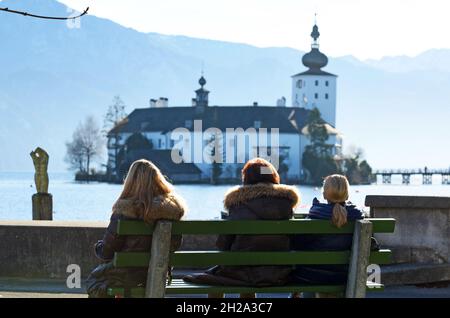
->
<box><xmin>32</xmin><ymin>193</ymin><xmax>53</xmax><ymax>220</ymax></box>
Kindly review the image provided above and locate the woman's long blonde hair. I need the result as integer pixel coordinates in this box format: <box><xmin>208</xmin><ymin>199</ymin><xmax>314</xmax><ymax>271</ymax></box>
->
<box><xmin>323</xmin><ymin>174</ymin><xmax>350</xmax><ymax>228</ymax></box>
<box><xmin>114</xmin><ymin>159</ymin><xmax>173</xmax><ymax>220</ymax></box>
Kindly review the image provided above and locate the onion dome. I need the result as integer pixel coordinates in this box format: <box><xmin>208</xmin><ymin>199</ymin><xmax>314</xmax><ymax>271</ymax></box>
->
<box><xmin>199</xmin><ymin>76</ymin><xmax>206</xmax><ymax>88</ymax></box>
<box><xmin>302</xmin><ymin>24</ymin><xmax>328</xmax><ymax>71</ymax></box>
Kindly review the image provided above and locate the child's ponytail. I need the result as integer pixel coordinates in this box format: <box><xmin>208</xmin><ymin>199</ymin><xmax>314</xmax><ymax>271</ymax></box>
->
<box><xmin>332</xmin><ymin>203</ymin><xmax>348</xmax><ymax>228</ymax></box>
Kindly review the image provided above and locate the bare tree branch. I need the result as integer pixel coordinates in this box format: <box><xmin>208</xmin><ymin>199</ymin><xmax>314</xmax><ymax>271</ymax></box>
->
<box><xmin>0</xmin><ymin>6</ymin><xmax>89</xmax><ymax>20</ymax></box>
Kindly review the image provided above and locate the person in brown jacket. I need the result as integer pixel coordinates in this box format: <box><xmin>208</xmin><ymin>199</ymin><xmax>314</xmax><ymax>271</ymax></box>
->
<box><xmin>183</xmin><ymin>158</ymin><xmax>300</xmax><ymax>295</ymax></box>
<box><xmin>86</xmin><ymin>159</ymin><xmax>186</xmax><ymax>297</ymax></box>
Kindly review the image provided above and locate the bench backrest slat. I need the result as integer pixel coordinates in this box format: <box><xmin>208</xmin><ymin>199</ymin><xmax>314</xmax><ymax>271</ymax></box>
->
<box><xmin>113</xmin><ymin>249</ymin><xmax>392</xmax><ymax>267</ymax></box>
<box><xmin>117</xmin><ymin>218</ymin><xmax>396</xmax><ymax>235</ymax></box>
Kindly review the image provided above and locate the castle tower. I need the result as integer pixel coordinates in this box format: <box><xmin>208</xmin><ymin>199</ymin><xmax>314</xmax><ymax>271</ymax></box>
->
<box><xmin>193</xmin><ymin>75</ymin><xmax>209</xmax><ymax>108</ymax></box>
<box><xmin>292</xmin><ymin>23</ymin><xmax>337</xmax><ymax>127</ymax></box>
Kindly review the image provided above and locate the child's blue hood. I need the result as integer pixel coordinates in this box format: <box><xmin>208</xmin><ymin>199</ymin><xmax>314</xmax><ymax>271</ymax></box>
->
<box><xmin>308</xmin><ymin>197</ymin><xmax>364</xmax><ymax>220</ymax></box>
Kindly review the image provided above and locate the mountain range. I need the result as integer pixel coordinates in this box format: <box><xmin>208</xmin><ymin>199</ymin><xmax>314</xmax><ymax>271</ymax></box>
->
<box><xmin>0</xmin><ymin>0</ymin><xmax>449</xmax><ymax>172</ymax></box>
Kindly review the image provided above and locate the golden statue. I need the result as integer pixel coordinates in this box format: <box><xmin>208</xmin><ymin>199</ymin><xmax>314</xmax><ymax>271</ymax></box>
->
<box><xmin>30</xmin><ymin>147</ymin><xmax>49</xmax><ymax>194</ymax></box>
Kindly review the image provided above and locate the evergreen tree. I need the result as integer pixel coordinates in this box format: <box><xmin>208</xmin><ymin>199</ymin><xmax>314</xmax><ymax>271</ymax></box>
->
<box><xmin>302</xmin><ymin>107</ymin><xmax>340</xmax><ymax>185</ymax></box>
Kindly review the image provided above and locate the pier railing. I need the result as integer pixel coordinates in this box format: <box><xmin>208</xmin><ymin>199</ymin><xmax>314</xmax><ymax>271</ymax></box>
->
<box><xmin>374</xmin><ymin>169</ymin><xmax>450</xmax><ymax>185</ymax></box>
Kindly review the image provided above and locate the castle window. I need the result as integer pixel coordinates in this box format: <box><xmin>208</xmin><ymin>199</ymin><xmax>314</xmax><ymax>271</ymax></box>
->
<box><xmin>315</xmin><ymin>80</ymin><xmax>319</xmax><ymax>86</ymax></box>
<box><xmin>325</xmin><ymin>93</ymin><xmax>329</xmax><ymax>99</ymax></box>
<box><xmin>326</xmin><ymin>81</ymin><xmax>329</xmax><ymax>87</ymax></box>
<box><xmin>315</xmin><ymin>93</ymin><xmax>318</xmax><ymax>99</ymax></box>
<box><xmin>296</xmin><ymin>80</ymin><xmax>303</xmax><ymax>88</ymax></box>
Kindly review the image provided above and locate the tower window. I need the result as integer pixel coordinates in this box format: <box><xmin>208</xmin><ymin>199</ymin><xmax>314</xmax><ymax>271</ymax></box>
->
<box><xmin>315</xmin><ymin>93</ymin><xmax>318</xmax><ymax>99</ymax></box>
<box><xmin>326</xmin><ymin>81</ymin><xmax>329</xmax><ymax>87</ymax></box>
<box><xmin>315</xmin><ymin>80</ymin><xmax>319</xmax><ymax>86</ymax></box>
<box><xmin>325</xmin><ymin>93</ymin><xmax>329</xmax><ymax>99</ymax></box>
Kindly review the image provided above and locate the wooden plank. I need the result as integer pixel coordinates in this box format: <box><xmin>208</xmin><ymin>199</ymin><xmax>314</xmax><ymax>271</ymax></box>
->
<box><xmin>113</xmin><ymin>250</ymin><xmax>391</xmax><ymax>267</ymax></box>
<box><xmin>346</xmin><ymin>220</ymin><xmax>373</xmax><ymax>298</ymax></box>
<box><xmin>145</xmin><ymin>221</ymin><xmax>172</xmax><ymax>298</ymax></box>
<box><xmin>107</xmin><ymin>280</ymin><xmax>384</xmax><ymax>297</ymax></box>
<box><xmin>117</xmin><ymin>220</ymin><xmax>155</xmax><ymax>235</ymax></box>
<box><xmin>116</xmin><ymin>218</ymin><xmax>395</xmax><ymax>236</ymax></box>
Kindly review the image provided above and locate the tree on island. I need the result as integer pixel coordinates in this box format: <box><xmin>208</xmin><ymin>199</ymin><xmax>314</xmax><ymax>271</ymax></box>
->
<box><xmin>302</xmin><ymin>108</ymin><xmax>374</xmax><ymax>185</ymax></box>
<box><xmin>342</xmin><ymin>146</ymin><xmax>373</xmax><ymax>184</ymax></box>
<box><xmin>103</xmin><ymin>96</ymin><xmax>127</xmax><ymax>177</ymax></box>
<box><xmin>125</xmin><ymin>132</ymin><xmax>153</xmax><ymax>152</ymax></box>
<box><xmin>65</xmin><ymin>116</ymin><xmax>104</xmax><ymax>182</ymax></box>
<box><xmin>302</xmin><ymin>107</ymin><xmax>340</xmax><ymax>185</ymax></box>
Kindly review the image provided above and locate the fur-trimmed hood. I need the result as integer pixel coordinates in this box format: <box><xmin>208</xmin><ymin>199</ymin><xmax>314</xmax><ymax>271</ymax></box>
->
<box><xmin>112</xmin><ymin>193</ymin><xmax>186</xmax><ymax>221</ymax></box>
<box><xmin>224</xmin><ymin>183</ymin><xmax>300</xmax><ymax>211</ymax></box>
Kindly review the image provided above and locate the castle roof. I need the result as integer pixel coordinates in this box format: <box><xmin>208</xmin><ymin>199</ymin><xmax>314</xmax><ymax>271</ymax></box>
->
<box><xmin>109</xmin><ymin>106</ymin><xmax>312</xmax><ymax>135</ymax></box>
<box><xmin>292</xmin><ymin>69</ymin><xmax>337</xmax><ymax>77</ymax></box>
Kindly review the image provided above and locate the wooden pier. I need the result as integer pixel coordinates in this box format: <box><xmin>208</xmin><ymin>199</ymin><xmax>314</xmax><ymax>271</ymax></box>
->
<box><xmin>374</xmin><ymin>168</ymin><xmax>450</xmax><ymax>185</ymax></box>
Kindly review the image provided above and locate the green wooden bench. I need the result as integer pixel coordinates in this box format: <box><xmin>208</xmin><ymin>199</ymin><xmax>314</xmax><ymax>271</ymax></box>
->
<box><xmin>107</xmin><ymin>218</ymin><xmax>396</xmax><ymax>298</ymax></box>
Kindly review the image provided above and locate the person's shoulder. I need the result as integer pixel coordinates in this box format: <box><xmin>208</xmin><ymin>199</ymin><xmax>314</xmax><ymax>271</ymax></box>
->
<box><xmin>150</xmin><ymin>192</ymin><xmax>187</xmax><ymax>221</ymax></box>
<box><xmin>111</xmin><ymin>199</ymin><xmax>144</xmax><ymax>219</ymax></box>
<box><xmin>345</xmin><ymin>201</ymin><xmax>364</xmax><ymax>219</ymax></box>
<box><xmin>223</xmin><ymin>183</ymin><xmax>300</xmax><ymax>210</ymax></box>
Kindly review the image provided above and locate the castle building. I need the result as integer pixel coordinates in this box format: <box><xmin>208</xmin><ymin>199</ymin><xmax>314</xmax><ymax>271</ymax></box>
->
<box><xmin>107</xmin><ymin>23</ymin><xmax>342</xmax><ymax>183</ymax></box>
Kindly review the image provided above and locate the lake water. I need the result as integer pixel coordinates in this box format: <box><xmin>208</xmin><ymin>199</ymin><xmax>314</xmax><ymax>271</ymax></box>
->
<box><xmin>1</xmin><ymin>172</ymin><xmax>449</xmax><ymax>221</ymax></box>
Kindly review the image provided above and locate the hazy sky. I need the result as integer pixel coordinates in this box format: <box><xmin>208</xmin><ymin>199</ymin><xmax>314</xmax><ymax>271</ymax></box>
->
<box><xmin>58</xmin><ymin>0</ymin><xmax>449</xmax><ymax>60</ymax></box>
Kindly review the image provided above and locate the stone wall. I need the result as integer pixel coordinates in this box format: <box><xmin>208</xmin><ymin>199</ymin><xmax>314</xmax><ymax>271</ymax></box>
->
<box><xmin>365</xmin><ymin>195</ymin><xmax>450</xmax><ymax>264</ymax></box>
<box><xmin>0</xmin><ymin>221</ymin><xmax>217</xmax><ymax>280</ymax></box>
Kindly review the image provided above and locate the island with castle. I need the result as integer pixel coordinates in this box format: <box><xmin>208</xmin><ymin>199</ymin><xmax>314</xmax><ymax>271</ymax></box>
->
<box><xmin>102</xmin><ymin>23</ymin><xmax>343</xmax><ymax>184</ymax></box>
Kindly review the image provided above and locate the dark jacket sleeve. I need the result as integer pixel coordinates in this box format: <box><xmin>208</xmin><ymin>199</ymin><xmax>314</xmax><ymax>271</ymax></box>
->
<box><xmin>216</xmin><ymin>233</ymin><xmax>235</xmax><ymax>251</ymax></box>
<box><xmin>94</xmin><ymin>214</ymin><xmax>125</xmax><ymax>262</ymax></box>
<box><xmin>170</xmin><ymin>235</ymin><xmax>183</xmax><ymax>251</ymax></box>
<box><xmin>216</xmin><ymin>205</ymin><xmax>247</xmax><ymax>251</ymax></box>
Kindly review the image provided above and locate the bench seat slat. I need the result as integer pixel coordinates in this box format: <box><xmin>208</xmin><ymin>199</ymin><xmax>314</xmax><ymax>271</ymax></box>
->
<box><xmin>107</xmin><ymin>280</ymin><xmax>384</xmax><ymax>297</ymax></box>
<box><xmin>113</xmin><ymin>250</ymin><xmax>391</xmax><ymax>267</ymax></box>
<box><xmin>117</xmin><ymin>219</ymin><xmax>395</xmax><ymax>235</ymax></box>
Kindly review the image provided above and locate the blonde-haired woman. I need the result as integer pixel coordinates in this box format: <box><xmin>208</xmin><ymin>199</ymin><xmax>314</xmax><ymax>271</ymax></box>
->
<box><xmin>86</xmin><ymin>159</ymin><xmax>186</xmax><ymax>298</ymax></box>
<box><xmin>291</xmin><ymin>174</ymin><xmax>372</xmax><ymax>297</ymax></box>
